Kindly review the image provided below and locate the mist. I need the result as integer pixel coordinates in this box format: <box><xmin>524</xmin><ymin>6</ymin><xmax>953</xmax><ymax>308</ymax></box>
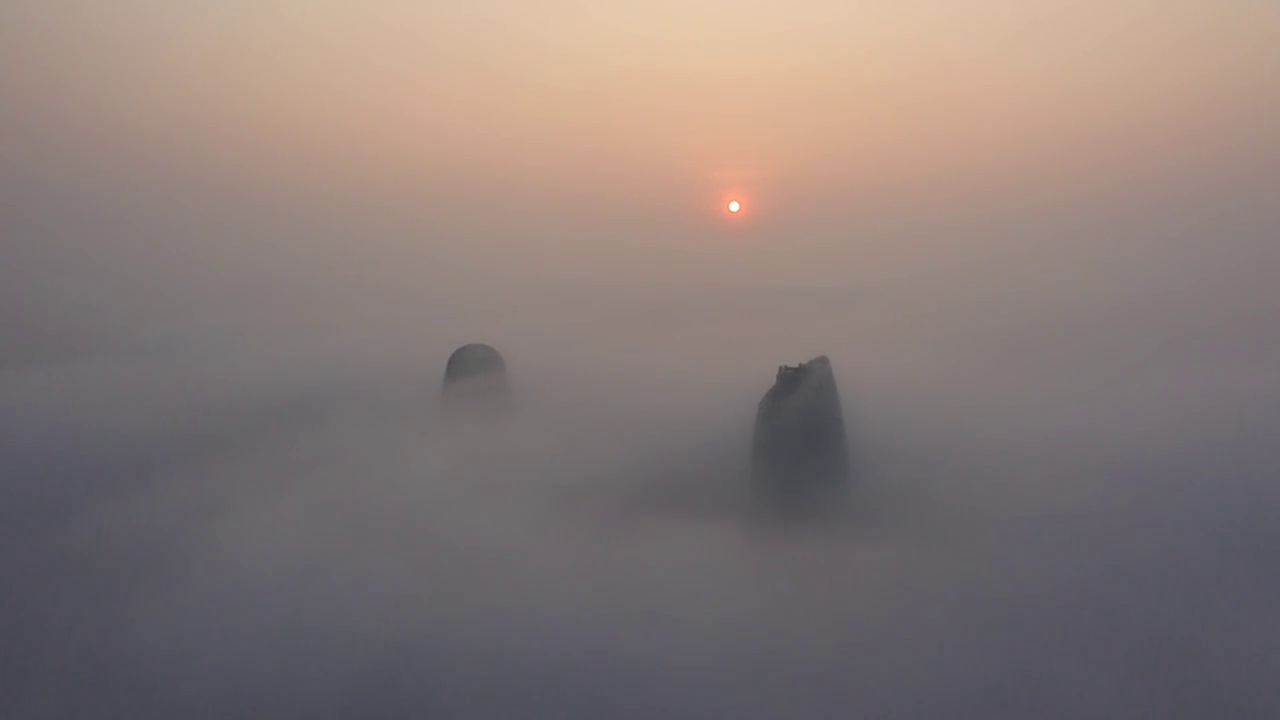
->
<box><xmin>7</xmin><ymin>201</ymin><xmax>1279</xmax><ymax>717</ymax></box>
<box><xmin>5</xmin><ymin>1</ymin><xmax>1280</xmax><ymax>718</ymax></box>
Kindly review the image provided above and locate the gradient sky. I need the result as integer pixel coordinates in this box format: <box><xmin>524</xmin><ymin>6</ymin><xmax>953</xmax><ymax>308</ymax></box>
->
<box><xmin>4</xmin><ymin>2</ymin><xmax>1277</xmax><ymax>286</ymax></box>
<box><xmin>3</xmin><ymin>0</ymin><xmax>1278</xmax><ymax>410</ymax></box>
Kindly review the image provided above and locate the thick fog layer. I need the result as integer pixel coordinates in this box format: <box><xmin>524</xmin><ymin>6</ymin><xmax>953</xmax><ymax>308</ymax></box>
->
<box><xmin>6</xmin><ymin>205</ymin><xmax>1279</xmax><ymax>717</ymax></box>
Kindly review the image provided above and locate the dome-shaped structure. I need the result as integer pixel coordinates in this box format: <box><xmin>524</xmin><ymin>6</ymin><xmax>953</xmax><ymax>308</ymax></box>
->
<box><xmin>441</xmin><ymin>343</ymin><xmax>511</xmax><ymax>416</ymax></box>
<box><xmin>444</xmin><ymin>343</ymin><xmax>507</xmax><ymax>384</ymax></box>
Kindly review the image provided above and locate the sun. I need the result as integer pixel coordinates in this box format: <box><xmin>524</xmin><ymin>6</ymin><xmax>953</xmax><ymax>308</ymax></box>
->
<box><xmin>727</xmin><ymin>200</ymin><xmax>741</xmax><ymax>213</ymax></box>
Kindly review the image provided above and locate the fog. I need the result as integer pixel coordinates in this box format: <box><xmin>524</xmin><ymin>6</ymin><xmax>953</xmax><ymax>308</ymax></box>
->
<box><xmin>5</xmin><ymin>1</ymin><xmax>1280</xmax><ymax>718</ymax></box>
<box><xmin>7</xmin><ymin>198</ymin><xmax>1279</xmax><ymax>717</ymax></box>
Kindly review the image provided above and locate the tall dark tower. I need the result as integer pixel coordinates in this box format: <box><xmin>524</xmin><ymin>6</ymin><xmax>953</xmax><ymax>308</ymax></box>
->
<box><xmin>441</xmin><ymin>343</ymin><xmax>511</xmax><ymax>416</ymax></box>
<box><xmin>751</xmin><ymin>355</ymin><xmax>850</xmax><ymax>499</ymax></box>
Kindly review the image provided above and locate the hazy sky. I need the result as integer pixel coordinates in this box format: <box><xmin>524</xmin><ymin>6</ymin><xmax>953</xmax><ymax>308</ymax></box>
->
<box><xmin>4</xmin><ymin>1</ymin><xmax>1277</xmax><ymax>290</ymax></box>
<box><xmin>3</xmin><ymin>2</ymin><xmax>1280</xmax><ymax>718</ymax></box>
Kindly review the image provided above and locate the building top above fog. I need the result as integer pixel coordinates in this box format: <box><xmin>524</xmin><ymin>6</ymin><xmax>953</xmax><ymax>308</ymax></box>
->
<box><xmin>444</xmin><ymin>343</ymin><xmax>507</xmax><ymax>382</ymax></box>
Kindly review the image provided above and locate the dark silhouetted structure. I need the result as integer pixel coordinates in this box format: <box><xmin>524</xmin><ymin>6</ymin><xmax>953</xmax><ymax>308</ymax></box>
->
<box><xmin>752</xmin><ymin>355</ymin><xmax>850</xmax><ymax>498</ymax></box>
<box><xmin>441</xmin><ymin>343</ymin><xmax>511</xmax><ymax>416</ymax></box>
